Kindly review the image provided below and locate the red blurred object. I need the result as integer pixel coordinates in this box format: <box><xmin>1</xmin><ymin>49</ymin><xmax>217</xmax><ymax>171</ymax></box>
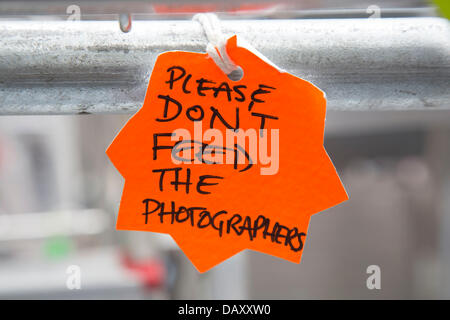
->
<box><xmin>121</xmin><ymin>252</ymin><xmax>166</xmax><ymax>288</ymax></box>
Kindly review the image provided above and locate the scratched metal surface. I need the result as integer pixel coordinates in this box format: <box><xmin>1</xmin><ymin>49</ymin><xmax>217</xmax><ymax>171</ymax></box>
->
<box><xmin>0</xmin><ymin>18</ymin><xmax>449</xmax><ymax>114</ymax></box>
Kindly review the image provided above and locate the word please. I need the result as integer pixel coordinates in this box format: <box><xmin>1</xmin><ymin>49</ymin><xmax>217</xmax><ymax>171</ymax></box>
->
<box><xmin>165</xmin><ymin>65</ymin><xmax>276</xmax><ymax>112</ymax></box>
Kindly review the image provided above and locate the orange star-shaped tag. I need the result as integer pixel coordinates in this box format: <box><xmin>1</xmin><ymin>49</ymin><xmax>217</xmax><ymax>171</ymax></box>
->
<box><xmin>107</xmin><ymin>36</ymin><xmax>348</xmax><ymax>272</ymax></box>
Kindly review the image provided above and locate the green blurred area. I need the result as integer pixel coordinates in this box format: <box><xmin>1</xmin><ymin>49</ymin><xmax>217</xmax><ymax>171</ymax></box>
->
<box><xmin>433</xmin><ymin>0</ymin><xmax>450</xmax><ymax>19</ymax></box>
<box><xmin>44</xmin><ymin>236</ymin><xmax>72</xmax><ymax>259</ymax></box>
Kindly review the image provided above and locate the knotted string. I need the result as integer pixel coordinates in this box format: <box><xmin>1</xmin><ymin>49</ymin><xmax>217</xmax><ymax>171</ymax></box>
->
<box><xmin>193</xmin><ymin>13</ymin><xmax>238</xmax><ymax>75</ymax></box>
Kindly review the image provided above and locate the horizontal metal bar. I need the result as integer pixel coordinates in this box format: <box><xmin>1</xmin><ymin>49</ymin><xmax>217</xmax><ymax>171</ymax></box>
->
<box><xmin>0</xmin><ymin>0</ymin><xmax>430</xmax><ymax>16</ymax></box>
<box><xmin>0</xmin><ymin>18</ymin><xmax>449</xmax><ymax>114</ymax></box>
<box><xmin>0</xmin><ymin>7</ymin><xmax>438</xmax><ymax>22</ymax></box>
<box><xmin>0</xmin><ymin>209</ymin><xmax>108</xmax><ymax>241</ymax></box>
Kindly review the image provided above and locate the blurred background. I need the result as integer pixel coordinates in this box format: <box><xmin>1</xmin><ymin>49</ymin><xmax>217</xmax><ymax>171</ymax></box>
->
<box><xmin>0</xmin><ymin>0</ymin><xmax>449</xmax><ymax>299</ymax></box>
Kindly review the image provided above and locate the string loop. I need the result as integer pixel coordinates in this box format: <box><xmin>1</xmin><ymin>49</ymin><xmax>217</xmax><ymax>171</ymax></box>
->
<box><xmin>193</xmin><ymin>13</ymin><xmax>238</xmax><ymax>75</ymax></box>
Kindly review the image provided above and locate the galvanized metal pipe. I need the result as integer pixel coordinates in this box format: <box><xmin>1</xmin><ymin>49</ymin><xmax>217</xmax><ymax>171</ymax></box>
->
<box><xmin>0</xmin><ymin>18</ymin><xmax>449</xmax><ymax>114</ymax></box>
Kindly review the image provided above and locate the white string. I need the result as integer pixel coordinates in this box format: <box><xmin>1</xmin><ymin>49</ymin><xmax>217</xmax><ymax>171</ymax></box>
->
<box><xmin>193</xmin><ymin>13</ymin><xmax>238</xmax><ymax>75</ymax></box>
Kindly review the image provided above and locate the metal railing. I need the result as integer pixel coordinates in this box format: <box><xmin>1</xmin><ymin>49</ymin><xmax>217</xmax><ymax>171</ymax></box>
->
<box><xmin>0</xmin><ymin>17</ymin><xmax>449</xmax><ymax>114</ymax></box>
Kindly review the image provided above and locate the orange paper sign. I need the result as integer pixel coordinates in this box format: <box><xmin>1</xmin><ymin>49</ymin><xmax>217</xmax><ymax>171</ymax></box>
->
<box><xmin>107</xmin><ymin>36</ymin><xmax>348</xmax><ymax>272</ymax></box>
